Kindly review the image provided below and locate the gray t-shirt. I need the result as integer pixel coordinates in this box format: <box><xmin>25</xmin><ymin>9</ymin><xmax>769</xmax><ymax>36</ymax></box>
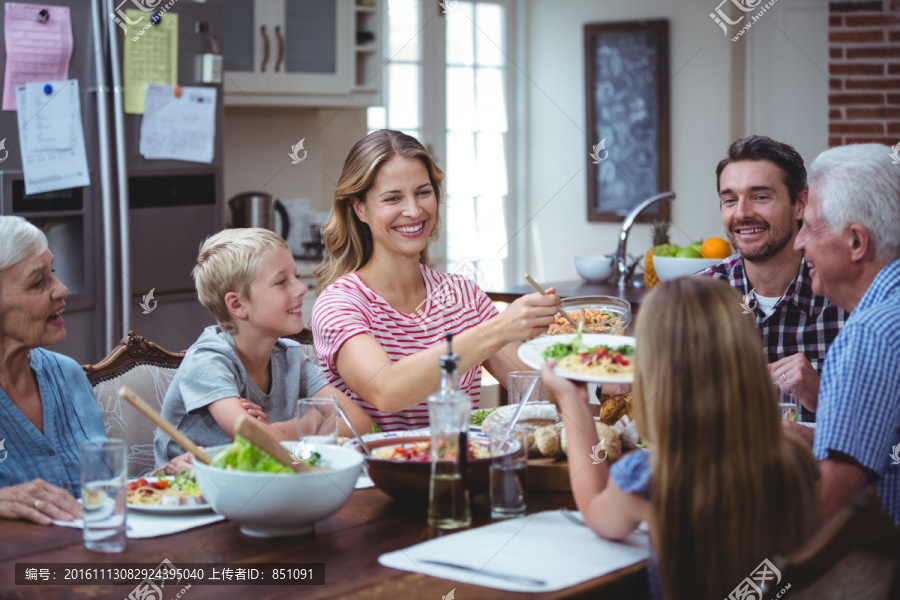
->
<box><xmin>153</xmin><ymin>326</ymin><xmax>328</xmax><ymax>464</ymax></box>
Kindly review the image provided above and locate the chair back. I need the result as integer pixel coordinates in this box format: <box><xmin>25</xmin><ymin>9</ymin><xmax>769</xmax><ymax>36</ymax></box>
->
<box><xmin>283</xmin><ymin>328</ymin><xmax>318</xmax><ymax>364</ymax></box>
<box><xmin>83</xmin><ymin>332</ymin><xmax>185</xmax><ymax>477</ymax></box>
<box><xmin>771</xmin><ymin>486</ymin><xmax>900</xmax><ymax>600</ymax></box>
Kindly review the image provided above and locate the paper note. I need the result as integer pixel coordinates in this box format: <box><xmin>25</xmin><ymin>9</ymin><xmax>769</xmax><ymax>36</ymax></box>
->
<box><xmin>2</xmin><ymin>2</ymin><xmax>73</xmax><ymax>111</ymax></box>
<box><xmin>122</xmin><ymin>10</ymin><xmax>178</xmax><ymax>114</ymax></box>
<box><xmin>16</xmin><ymin>80</ymin><xmax>90</xmax><ymax>195</ymax></box>
<box><xmin>139</xmin><ymin>84</ymin><xmax>217</xmax><ymax>163</ymax></box>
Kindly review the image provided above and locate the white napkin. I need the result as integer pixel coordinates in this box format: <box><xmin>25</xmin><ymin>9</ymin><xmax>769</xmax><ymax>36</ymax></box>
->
<box><xmin>378</xmin><ymin>510</ymin><xmax>649</xmax><ymax>593</ymax></box>
<box><xmin>53</xmin><ymin>510</ymin><xmax>224</xmax><ymax>538</ymax></box>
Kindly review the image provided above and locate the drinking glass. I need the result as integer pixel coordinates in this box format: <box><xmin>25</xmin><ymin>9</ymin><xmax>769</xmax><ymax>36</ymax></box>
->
<box><xmin>489</xmin><ymin>427</ymin><xmax>528</xmax><ymax>519</ymax></box>
<box><xmin>295</xmin><ymin>398</ymin><xmax>339</xmax><ymax>459</ymax></box>
<box><xmin>508</xmin><ymin>371</ymin><xmax>543</xmax><ymax>406</ymax></box>
<box><xmin>774</xmin><ymin>381</ymin><xmax>799</xmax><ymax>423</ymax></box>
<box><xmin>79</xmin><ymin>438</ymin><xmax>127</xmax><ymax>553</ymax></box>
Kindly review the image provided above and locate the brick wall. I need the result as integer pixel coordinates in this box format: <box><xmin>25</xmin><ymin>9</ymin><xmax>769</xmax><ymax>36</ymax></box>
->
<box><xmin>828</xmin><ymin>1</ymin><xmax>900</xmax><ymax>146</ymax></box>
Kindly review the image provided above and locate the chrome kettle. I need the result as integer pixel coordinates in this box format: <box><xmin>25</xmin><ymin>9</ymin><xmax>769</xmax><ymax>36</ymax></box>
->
<box><xmin>228</xmin><ymin>192</ymin><xmax>290</xmax><ymax>241</ymax></box>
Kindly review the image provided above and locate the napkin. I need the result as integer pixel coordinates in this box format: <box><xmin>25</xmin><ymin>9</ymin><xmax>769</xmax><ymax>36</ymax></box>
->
<box><xmin>378</xmin><ymin>510</ymin><xmax>649</xmax><ymax>593</ymax></box>
<box><xmin>53</xmin><ymin>510</ymin><xmax>224</xmax><ymax>538</ymax></box>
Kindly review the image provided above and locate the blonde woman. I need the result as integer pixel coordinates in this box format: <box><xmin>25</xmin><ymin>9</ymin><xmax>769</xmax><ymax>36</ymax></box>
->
<box><xmin>542</xmin><ymin>276</ymin><xmax>818</xmax><ymax>599</ymax></box>
<box><xmin>313</xmin><ymin>130</ymin><xmax>558</xmax><ymax>430</ymax></box>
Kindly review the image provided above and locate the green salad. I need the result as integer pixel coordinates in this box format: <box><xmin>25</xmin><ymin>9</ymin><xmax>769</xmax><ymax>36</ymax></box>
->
<box><xmin>171</xmin><ymin>470</ymin><xmax>200</xmax><ymax>494</ymax></box>
<box><xmin>541</xmin><ymin>329</ymin><xmax>633</xmax><ymax>361</ymax></box>
<box><xmin>211</xmin><ymin>436</ymin><xmax>322</xmax><ymax>473</ymax></box>
<box><xmin>470</xmin><ymin>407</ymin><xmax>498</xmax><ymax>426</ymax></box>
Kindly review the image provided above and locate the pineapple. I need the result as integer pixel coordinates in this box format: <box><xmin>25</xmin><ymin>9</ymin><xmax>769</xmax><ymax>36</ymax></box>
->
<box><xmin>643</xmin><ymin>221</ymin><xmax>670</xmax><ymax>288</ymax></box>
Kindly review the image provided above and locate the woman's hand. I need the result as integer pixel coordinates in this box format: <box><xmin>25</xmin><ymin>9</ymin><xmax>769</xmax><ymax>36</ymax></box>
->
<box><xmin>241</xmin><ymin>400</ymin><xmax>270</xmax><ymax>425</ymax></box>
<box><xmin>496</xmin><ymin>290</ymin><xmax>560</xmax><ymax>343</ymax></box>
<box><xmin>0</xmin><ymin>479</ymin><xmax>82</xmax><ymax>525</ymax></box>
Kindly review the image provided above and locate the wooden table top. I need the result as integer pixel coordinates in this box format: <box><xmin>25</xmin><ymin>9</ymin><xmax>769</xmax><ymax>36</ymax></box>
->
<box><xmin>1</xmin><ymin>488</ymin><xmax>649</xmax><ymax>600</ymax></box>
<box><xmin>485</xmin><ymin>280</ymin><xmax>647</xmax><ymax>307</ymax></box>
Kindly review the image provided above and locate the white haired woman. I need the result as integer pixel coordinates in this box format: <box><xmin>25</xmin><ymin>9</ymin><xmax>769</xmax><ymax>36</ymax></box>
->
<box><xmin>0</xmin><ymin>217</ymin><xmax>187</xmax><ymax>525</ymax></box>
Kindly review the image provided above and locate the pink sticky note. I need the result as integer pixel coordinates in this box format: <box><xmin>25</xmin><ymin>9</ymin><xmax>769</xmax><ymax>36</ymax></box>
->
<box><xmin>3</xmin><ymin>3</ymin><xmax>73</xmax><ymax>111</ymax></box>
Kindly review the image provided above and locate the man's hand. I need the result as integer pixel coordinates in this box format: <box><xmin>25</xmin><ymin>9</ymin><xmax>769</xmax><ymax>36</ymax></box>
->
<box><xmin>769</xmin><ymin>353</ymin><xmax>820</xmax><ymax>412</ymax></box>
<box><xmin>0</xmin><ymin>479</ymin><xmax>82</xmax><ymax>525</ymax></box>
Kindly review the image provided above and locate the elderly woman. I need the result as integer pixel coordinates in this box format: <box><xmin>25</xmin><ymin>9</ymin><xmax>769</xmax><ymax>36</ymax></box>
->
<box><xmin>0</xmin><ymin>217</ymin><xmax>187</xmax><ymax>526</ymax></box>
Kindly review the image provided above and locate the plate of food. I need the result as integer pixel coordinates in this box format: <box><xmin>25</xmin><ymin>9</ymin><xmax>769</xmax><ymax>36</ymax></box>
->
<box><xmin>126</xmin><ymin>471</ymin><xmax>210</xmax><ymax>514</ymax></box>
<box><xmin>518</xmin><ymin>332</ymin><xmax>636</xmax><ymax>384</ymax></box>
<box><xmin>468</xmin><ymin>407</ymin><xmax>498</xmax><ymax>431</ymax></box>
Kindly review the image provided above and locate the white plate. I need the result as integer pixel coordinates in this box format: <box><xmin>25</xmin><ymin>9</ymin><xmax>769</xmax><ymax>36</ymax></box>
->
<box><xmin>342</xmin><ymin>431</ymin><xmax>491</xmax><ymax>452</ymax></box>
<box><xmin>518</xmin><ymin>333</ymin><xmax>636</xmax><ymax>384</ymax></box>
<box><xmin>126</xmin><ymin>477</ymin><xmax>211</xmax><ymax>514</ymax></box>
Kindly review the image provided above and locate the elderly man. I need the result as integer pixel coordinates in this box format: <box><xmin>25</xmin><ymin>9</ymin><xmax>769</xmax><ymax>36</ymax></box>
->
<box><xmin>795</xmin><ymin>143</ymin><xmax>900</xmax><ymax>524</ymax></box>
<box><xmin>704</xmin><ymin>136</ymin><xmax>847</xmax><ymax>415</ymax></box>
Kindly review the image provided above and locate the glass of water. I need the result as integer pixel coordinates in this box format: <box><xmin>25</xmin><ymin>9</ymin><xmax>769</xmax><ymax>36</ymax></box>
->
<box><xmin>79</xmin><ymin>438</ymin><xmax>127</xmax><ymax>553</ymax></box>
<box><xmin>295</xmin><ymin>398</ymin><xmax>339</xmax><ymax>458</ymax></box>
<box><xmin>489</xmin><ymin>427</ymin><xmax>528</xmax><ymax>519</ymax></box>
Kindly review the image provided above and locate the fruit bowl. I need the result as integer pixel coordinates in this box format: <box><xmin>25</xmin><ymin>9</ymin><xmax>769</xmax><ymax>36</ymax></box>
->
<box><xmin>652</xmin><ymin>255</ymin><xmax>722</xmax><ymax>281</ymax></box>
<box><xmin>573</xmin><ymin>255</ymin><xmax>615</xmax><ymax>283</ymax></box>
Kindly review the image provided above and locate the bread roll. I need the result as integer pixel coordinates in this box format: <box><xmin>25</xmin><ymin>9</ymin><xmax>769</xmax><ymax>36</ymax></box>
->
<box><xmin>480</xmin><ymin>401</ymin><xmax>558</xmax><ymax>434</ymax></box>
<box><xmin>534</xmin><ymin>424</ymin><xmax>563</xmax><ymax>457</ymax></box>
<box><xmin>560</xmin><ymin>421</ymin><xmax>622</xmax><ymax>462</ymax></box>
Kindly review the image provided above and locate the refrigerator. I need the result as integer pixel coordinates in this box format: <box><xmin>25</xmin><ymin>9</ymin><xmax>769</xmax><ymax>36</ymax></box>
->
<box><xmin>0</xmin><ymin>0</ymin><xmax>225</xmax><ymax>364</ymax></box>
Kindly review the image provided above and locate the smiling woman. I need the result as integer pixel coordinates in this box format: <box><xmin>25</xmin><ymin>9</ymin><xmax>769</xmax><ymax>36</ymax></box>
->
<box><xmin>311</xmin><ymin>130</ymin><xmax>560</xmax><ymax>432</ymax></box>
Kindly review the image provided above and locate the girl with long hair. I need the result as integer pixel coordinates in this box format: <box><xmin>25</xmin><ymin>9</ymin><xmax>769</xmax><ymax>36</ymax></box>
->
<box><xmin>542</xmin><ymin>276</ymin><xmax>818</xmax><ymax>599</ymax></box>
<box><xmin>312</xmin><ymin>130</ymin><xmax>558</xmax><ymax>430</ymax></box>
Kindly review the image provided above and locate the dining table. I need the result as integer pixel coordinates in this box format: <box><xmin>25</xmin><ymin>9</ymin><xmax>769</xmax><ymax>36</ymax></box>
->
<box><xmin>1</xmin><ymin>487</ymin><xmax>650</xmax><ymax>600</ymax></box>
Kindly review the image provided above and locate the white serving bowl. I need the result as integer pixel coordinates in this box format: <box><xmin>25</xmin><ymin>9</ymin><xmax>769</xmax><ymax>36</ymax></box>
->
<box><xmin>193</xmin><ymin>442</ymin><xmax>362</xmax><ymax>537</ymax></box>
<box><xmin>652</xmin><ymin>255</ymin><xmax>722</xmax><ymax>281</ymax></box>
<box><xmin>573</xmin><ymin>255</ymin><xmax>615</xmax><ymax>283</ymax></box>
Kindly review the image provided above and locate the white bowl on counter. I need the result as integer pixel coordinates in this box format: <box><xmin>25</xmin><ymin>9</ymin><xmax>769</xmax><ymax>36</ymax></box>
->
<box><xmin>573</xmin><ymin>255</ymin><xmax>616</xmax><ymax>283</ymax></box>
<box><xmin>652</xmin><ymin>255</ymin><xmax>722</xmax><ymax>281</ymax></box>
<box><xmin>193</xmin><ymin>442</ymin><xmax>363</xmax><ymax>537</ymax></box>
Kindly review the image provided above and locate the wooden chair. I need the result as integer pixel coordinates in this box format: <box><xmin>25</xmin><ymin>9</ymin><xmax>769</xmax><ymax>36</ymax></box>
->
<box><xmin>283</xmin><ymin>327</ymin><xmax>319</xmax><ymax>363</ymax></box>
<box><xmin>769</xmin><ymin>486</ymin><xmax>900</xmax><ymax>599</ymax></box>
<box><xmin>82</xmin><ymin>332</ymin><xmax>185</xmax><ymax>477</ymax></box>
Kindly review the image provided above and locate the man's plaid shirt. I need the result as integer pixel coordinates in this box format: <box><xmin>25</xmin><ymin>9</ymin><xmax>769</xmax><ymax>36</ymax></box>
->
<box><xmin>701</xmin><ymin>253</ymin><xmax>847</xmax><ymax>374</ymax></box>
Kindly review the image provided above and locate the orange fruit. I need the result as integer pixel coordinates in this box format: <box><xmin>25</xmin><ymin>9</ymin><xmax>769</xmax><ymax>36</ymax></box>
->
<box><xmin>701</xmin><ymin>237</ymin><xmax>732</xmax><ymax>259</ymax></box>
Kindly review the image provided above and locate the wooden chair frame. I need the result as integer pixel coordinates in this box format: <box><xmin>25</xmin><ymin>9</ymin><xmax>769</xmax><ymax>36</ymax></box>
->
<box><xmin>82</xmin><ymin>331</ymin><xmax>185</xmax><ymax>386</ymax></box>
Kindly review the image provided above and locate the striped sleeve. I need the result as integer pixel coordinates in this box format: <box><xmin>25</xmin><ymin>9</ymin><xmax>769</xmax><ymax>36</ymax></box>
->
<box><xmin>312</xmin><ymin>278</ymin><xmax>373</xmax><ymax>374</ymax></box>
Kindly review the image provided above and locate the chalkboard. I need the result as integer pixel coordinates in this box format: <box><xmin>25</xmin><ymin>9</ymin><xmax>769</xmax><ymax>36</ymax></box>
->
<box><xmin>584</xmin><ymin>20</ymin><xmax>670</xmax><ymax>223</ymax></box>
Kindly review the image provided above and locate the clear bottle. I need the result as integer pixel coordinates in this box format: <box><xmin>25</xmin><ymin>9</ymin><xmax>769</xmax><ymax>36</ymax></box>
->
<box><xmin>427</xmin><ymin>333</ymin><xmax>472</xmax><ymax>529</ymax></box>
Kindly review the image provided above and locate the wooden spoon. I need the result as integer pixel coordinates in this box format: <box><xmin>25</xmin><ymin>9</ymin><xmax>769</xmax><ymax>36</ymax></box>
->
<box><xmin>119</xmin><ymin>386</ymin><xmax>212</xmax><ymax>465</ymax></box>
<box><xmin>233</xmin><ymin>415</ymin><xmax>313</xmax><ymax>473</ymax></box>
<box><xmin>523</xmin><ymin>273</ymin><xmax>579</xmax><ymax>330</ymax></box>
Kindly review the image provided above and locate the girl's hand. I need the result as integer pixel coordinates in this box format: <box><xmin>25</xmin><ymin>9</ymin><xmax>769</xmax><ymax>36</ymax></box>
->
<box><xmin>541</xmin><ymin>360</ymin><xmax>589</xmax><ymax>407</ymax></box>
<box><xmin>241</xmin><ymin>400</ymin><xmax>270</xmax><ymax>425</ymax></box>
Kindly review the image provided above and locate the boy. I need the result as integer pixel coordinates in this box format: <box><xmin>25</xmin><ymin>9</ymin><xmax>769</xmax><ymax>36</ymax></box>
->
<box><xmin>154</xmin><ymin>229</ymin><xmax>372</xmax><ymax>464</ymax></box>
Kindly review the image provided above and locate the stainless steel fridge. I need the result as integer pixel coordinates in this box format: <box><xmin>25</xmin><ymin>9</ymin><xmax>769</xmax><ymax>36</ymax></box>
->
<box><xmin>0</xmin><ymin>0</ymin><xmax>225</xmax><ymax>363</ymax></box>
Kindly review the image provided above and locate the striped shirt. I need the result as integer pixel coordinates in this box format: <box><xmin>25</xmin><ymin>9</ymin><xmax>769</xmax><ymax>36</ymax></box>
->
<box><xmin>0</xmin><ymin>349</ymin><xmax>106</xmax><ymax>497</ymax></box>
<box><xmin>312</xmin><ymin>265</ymin><xmax>497</xmax><ymax>431</ymax></box>
<box><xmin>703</xmin><ymin>254</ymin><xmax>847</xmax><ymax>421</ymax></box>
<box><xmin>813</xmin><ymin>258</ymin><xmax>900</xmax><ymax>524</ymax></box>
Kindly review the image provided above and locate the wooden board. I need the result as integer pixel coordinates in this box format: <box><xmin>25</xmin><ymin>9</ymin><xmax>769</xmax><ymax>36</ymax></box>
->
<box><xmin>527</xmin><ymin>456</ymin><xmax>571</xmax><ymax>492</ymax></box>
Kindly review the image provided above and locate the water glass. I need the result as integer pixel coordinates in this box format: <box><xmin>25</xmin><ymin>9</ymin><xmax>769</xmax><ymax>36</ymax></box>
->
<box><xmin>774</xmin><ymin>382</ymin><xmax>799</xmax><ymax>423</ymax></box>
<box><xmin>489</xmin><ymin>427</ymin><xmax>528</xmax><ymax>519</ymax></box>
<box><xmin>79</xmin><ymin>438</ymin><xmax>127</xmax><ymax>553</ymax></box>
<box><xmin>296</xmin><ymin>398</ymin><xmax>339</xmax><ymax>447</ymax></box>
<box><xmin>508</xmin><ymin>371</ymin><xmax>543</xmax><ymax>406</ymax></box>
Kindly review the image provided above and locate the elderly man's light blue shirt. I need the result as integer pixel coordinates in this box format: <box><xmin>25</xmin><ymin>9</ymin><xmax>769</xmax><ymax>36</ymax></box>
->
<box><xmin>0</xmin><ymin>349</ymin><xmax>105</xmax><ymax>497</ymax></box>
<box><xmin>813</xmin><ymin>259</ymin><xmax>900</xmax><ymax>524</ymax></box>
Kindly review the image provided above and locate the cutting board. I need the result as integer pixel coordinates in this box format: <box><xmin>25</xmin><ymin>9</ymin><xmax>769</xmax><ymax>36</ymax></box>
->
<box><xmin>527</xmin><ymin>457</ymin><xmax>571</xmax><ymax>492</ymax></box>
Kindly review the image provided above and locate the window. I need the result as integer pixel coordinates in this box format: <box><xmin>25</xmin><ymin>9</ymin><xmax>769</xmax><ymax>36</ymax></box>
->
<box><xmin>369</xmin><ymin>0</ymin><xmax>513</xmax><ymax>289</ymax></box>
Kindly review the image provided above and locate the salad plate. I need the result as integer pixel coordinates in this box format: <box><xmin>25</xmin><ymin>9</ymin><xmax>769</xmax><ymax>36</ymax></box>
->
<box><xmin>126</xmin><ymin>476</ymin><xmax>211</xmax><ymax>514</ymax></box>
<box><xmin>518</xmin><ymin>333</ymin><xmax>636</xmax><ymax>384</ymax></box>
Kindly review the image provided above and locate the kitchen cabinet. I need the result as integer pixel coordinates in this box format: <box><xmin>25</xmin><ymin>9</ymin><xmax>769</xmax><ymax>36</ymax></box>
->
<box><xmin>212</xmin><ymin>0</ymin><xmax>383</xmax><ymax>107</ymax></box>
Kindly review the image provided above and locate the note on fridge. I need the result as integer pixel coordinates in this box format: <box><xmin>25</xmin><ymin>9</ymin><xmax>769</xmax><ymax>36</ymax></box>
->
<box><xmin>139</xmin><ymin>84</ymin><xmax>217</xmax><ymax>164</ymax></box>
<box><xmin>122</xmin><ymin>10</ymin><xmax>178</xmax><ymax>114</ymax></box>
<box><xmin>2</xmin><ymin>3</ymin><xmax>73</xmax><ymax>111</ymax></box>
<box><xmin>15</xmin><ymin>80</ymin><xmax>90</xmax><ymax>195</ymax></box>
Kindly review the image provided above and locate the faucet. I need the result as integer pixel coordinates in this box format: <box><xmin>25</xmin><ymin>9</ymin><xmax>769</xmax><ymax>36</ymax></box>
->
<box><xmin>614</xmin><ymin>191</ymin><xmax>676</xmax><ymax>289</ymax></box>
